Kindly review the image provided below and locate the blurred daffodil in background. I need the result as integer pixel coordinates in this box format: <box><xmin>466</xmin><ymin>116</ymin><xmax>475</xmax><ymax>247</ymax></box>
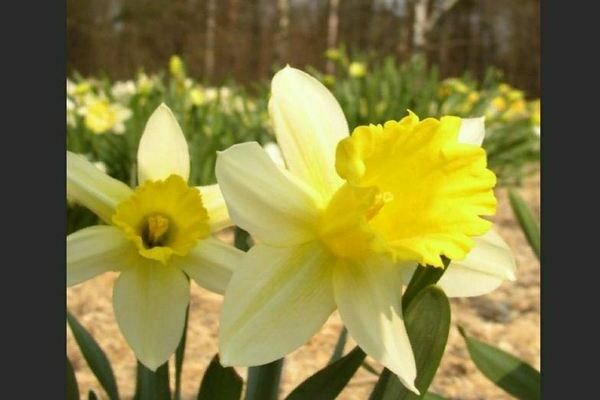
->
<box><xmin>80</xmin><ymin>95</ymin><xmax>132</xmax><ymax>134</ymax></box>
<box><xmin>67</xmin><ymin>104</ymin><xmax>242</xmax><ymax>370</ymax></box>
<box><xmin>215</xmin><ymin>67</ymin><xmax>515</xmax><ymax>393</ymax></box>
<box><xmin>349</xmin><ymin>61</ymin><xmax>367</xmax><ymax>78</ymax></box>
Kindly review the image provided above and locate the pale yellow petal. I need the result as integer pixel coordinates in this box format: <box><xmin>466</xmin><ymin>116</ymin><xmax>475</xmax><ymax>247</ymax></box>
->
<box><xmin>458</xmin><ymin>117</ymin><xmax>486</xmax><ymax>146</ymax></box>
<box><xmin>219</xmin><ymin>242</ymin><xmax>335</xmax><ymax>366</ymax></box>
<box><xmin>176</xmin><ymin>237</ymin><xmax>242</xmax><ymax>295</ymax></box>
<box><xmin>113</xmin><ymin>260</ymin><xmax>189</xmax><ymax>371</ymax></box>
<box><xmin>438</xmin><ymin>229</ymin><xmax>516</xmax><ymax>297</ymax></box>
<box><xmin>137</xmin><ymin>104</ymin><xmax>190</xmax><ymax>184</ymax></box>
<box><xmin>333</xmin><ymin>256</ymin><xmax>418</xmax><ymax>394</ymax></box>
<box><xmin>215</xmin><ymin>142</ymin><xmax>320</xmax><ymax>246</ymax></box>
<box><xmin>269</xmin><ymin>66</ymin><xmax>348</xmax><ymax>199</ymax></box>
<box><xmin>196</xmin><ymin>184</ymin><xmax>232</xmax><ymax>232</ymax></box>
<box><xmin>67</xmin><ymin>151</ymin><xmax>132</xmax><ymax>223</ymax></box>
<box><xmin>67</xmin><ymin>225</ymin><xmax>134</xmax><ymax>286</ymax></box>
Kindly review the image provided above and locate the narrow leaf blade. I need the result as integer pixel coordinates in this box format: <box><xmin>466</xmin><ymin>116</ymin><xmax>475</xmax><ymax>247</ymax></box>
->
<box><xmin>508</xmin><ymin>188</ymin><xmax>540</xmax><ymax>259</ymax></box>
<box><xmin>286</xmin><ymin>347</ymin><xmax>366</xmax><ymax>400</ymax></box>
<box><xmin>67</xmin><ymin>357</ymin><xmax>80</xmax><ymax>400</ymax></box>
<box><xmin>459</xmin><ymin>327</ymin><xmax>540</xmax><ymax>400</ymax></box>
<box><xmin>67</xmin><ymin>310</ymin><xmax>120</xmax><ymax>400</ymax></box>
<box><xmin>197</xmin><ymin>354</ymin><xmax>243</xmax><ymax>400</ymax></box>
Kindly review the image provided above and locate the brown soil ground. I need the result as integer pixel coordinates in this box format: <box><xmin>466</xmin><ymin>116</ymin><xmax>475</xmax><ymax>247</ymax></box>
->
<box><xmin>67</xmin><ymin>172</ymin><xmax>540</xmax><ymax>400</ymax></box>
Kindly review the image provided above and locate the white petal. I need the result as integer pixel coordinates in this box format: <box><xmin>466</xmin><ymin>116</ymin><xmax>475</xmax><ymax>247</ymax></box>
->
<box><xmin>67</xmin><ymin>151</ymin><xmax>132</xmax><ymax>223</ymax></box>
<box><xmin>334</xmin><ymin>257</ymin><xmax>418</xmax><ymax>394</ymax></box>
<box><xmin>438</xmin><ymin>229</ymin><xmax>516</xmax><ymax>297</ymax></box>
<box><xmin>137</xmin><ymin>104</ymin><xmax>190</xmax><ymax>184</ymax></box>
<box><xmin>196</xmin><ymin>184</ymin><xmax>232</xmax><ymax>232</ymax></box>
<box><xmin>458</xmin><ymin>117</ymin><xmax>486</xmax><ymax>146</ymax></box>
<box><xmin>270</xmin><ymin>66</ymin><xmax>349</xmax><ymax>199</ymax></box>
<box><xmin>219</xmin><ymin>242</ymin><xmax>335</xmax><ymax>366</ymax></box>
<box><xmin>67</xmin><ymin>225</ymin><xmax>133</xmax><ymax>286</ymax></box>
<box><xmin>113</xmin><ymin>260</ymin><xmax>189</xmax><ymax>371</ymax></box>
<box><xmin>176</xmin><ymin>237</ymin><xmax>242</xmax><ymax>295</ymax></box>
<box><xmin>215</xmin><ymin>142</ymin><xmax>320</xmax><ymax>246</ymax></box>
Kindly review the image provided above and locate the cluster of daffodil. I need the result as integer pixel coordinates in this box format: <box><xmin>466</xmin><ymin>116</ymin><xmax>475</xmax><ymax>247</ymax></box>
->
<box><xmin>67</xmin><ymin>78</ymin><xmax>133</xmax><ymax>135</ymax></box>
<box><xmin>438</xmin><ymin>78</ymin><xmax>540</xmax><ymax>130</ymax></box>
<box><xmin>67</xmin><ymin>66</ymin><xmax>517</xmax><ymax>395</ymax></box>
<box><xmin>67</xmin><ymin>53</ymin><xmax>539</xmax><ymax>194</ymax></box>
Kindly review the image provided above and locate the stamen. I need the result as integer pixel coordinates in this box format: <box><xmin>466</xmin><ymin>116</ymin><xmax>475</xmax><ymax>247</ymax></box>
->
<box><xmin>145</xmin><ymin>214</ymin><xmax>170</xmax><ymax>247</ymax></box>
<box><xmin>365</xmin><ymin>191</ymin><xmax>394</xmax><ymax>221</ymax></box>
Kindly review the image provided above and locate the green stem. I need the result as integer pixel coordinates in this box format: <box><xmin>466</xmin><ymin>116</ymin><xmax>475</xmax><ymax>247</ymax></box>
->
<box><xmin>133</xmin><ymin>361</ymin><xmax>170</xmax><ymax>400</ymax></box>
<box><xmin>245</xmin><ymin>359</ymin><xmax>284</xmax><ymax>400</ymax></box>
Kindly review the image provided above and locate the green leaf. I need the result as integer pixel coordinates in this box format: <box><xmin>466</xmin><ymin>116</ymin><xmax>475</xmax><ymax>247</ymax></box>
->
<box><xmin>422</xmin><ymin>393</ymin><xmax>445</xmax><ymax>400</ymax></box>
<box><xmin>88</xmin><ymin>390</ymin><xmax>99</xmax><ymax>400</ymax></box>
<box><xmin>328</xmin><ymin>327</ymin><xmax>348</xmax><ymax>364</ymax></box>
<box><xmin>66</xmin><ymin>357</ymin><xmax>80</xmax><ymax>400</ymax></box>
<box><xmin>370</xmin><ymin>286</ymin><xmax>450</xmax><ymax>400</ymax></box>
<box><xmin>197</xmin><ymin>355</ymin><xmax>243</xmax><ymax>400</ymax></box>
<box><xmin>285</xmin><ymin>347</ymin><xmax>366</xmax><ymax>400</ymax></box>
<box><xmin>508</xmin><ymin>188</ymin><xmax>540</xmax><ymax>259</ymax></box>
<box><xmin>245</xmin><ymin>359</ymin><xmax>284</xmax><ymax>400</ymax></box>
<box><xmin>402</xmin><ymin>259</ymin><xmax>450</xmax><ymax>309</ymax></box>
<box><xmin>133</xmin><ymin>361</ymin><xmax>171</xmax><ymax>400</ymax></box>
<box><xmin>67</xmin><ymin>311</ymin><xmax>120</xmax><ymax>400</ymax></box>
<box><xmin>459</xmin><ymin>327</ymin><xmax>540</xmax><ymax>400</ymax></box>
<box><xmin>174</xmin><ymin>305</ymin><xmax>189</xmax><ymax>400</ymax></box>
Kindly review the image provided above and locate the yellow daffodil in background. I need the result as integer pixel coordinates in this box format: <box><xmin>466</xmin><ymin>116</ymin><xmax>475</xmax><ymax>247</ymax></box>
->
<box><xmin>215</xmin><ymin>67</ymin><xmax>515</xmax><ymax>393</ymax></box>
<box><xmin>189</xmin><ymin>86</ymin><xmax>206</xmax><ymax>107</ymax></box>
<box><xmin>530</xmin><ymin>99</ymin><xmax>541</xmax><ymax>137</ymax></box>
<box><xmin>67</xmin><ymin>104</ymin><xmax>242</xmax><ymax>370</ymax></box>
<box><xmin>169</xmin><ymin>55</ymin><xmax>186</xmax><ymax>80</ymax></box>
<box><xmin>81</xmin><ymin>96</ymin><xmax>133</xmax><ymax>134</ymax></box>
<box><xmin>349</xmin><ymin>62</ymin><xmax>367</xmax><ymax>78</ymax></box>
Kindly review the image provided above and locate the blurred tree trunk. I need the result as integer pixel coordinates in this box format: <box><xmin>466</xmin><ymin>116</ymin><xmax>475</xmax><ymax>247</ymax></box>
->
<box><xmin>204</xmin><ymin>0</ymin><xmax>217</xmax><ymax>81</ymax></box>
<box><xmin>228</xmin><ymin>0</ymin><xmax>240</xmax><ymax>75</ymax></box>
<box><xmin>412</xmin><ymin>0</ymin><xmax>428</xmax><ymax>55</ymax></box>
<box><xmin>274</xmin><ymin>0</ymin><xmax>290</xmax><ymax>66</ymax></box>
<box><xmin>326</xmin><ymin>0</ymin><xmax>340</xmax><ymax>74</ymax></box>
<box><xmin>412</xmin><ymin>0</ymin><xmax>461</xmax><ymax>56</ymax></box>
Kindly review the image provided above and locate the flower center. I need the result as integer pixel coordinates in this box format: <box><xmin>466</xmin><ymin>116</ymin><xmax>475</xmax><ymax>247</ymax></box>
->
<box><xmin>143</xmin><ymin>214</ymin><xmax>171</xmax><ymax>248</ymax></box>
<box><xmin>112</xmin><ymin>174</ymin><xmax>210</xmax><ymax>264</ymax></box>
<box><xmin>325</xmin><ymin>112</ymin><xmax>497</xmax><ymax>266</ymax></box>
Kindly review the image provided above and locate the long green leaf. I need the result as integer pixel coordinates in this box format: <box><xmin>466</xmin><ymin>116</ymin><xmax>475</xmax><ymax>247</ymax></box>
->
<box><xmin>67</xmin><ymin>311</ymin><xmax>120</xmax><ymax>400</ymax></box>
<box><xmin>245</xmin><ymin>359</ymin><xmax>284</xmax><ymax>400</ymax></box>
<box><xmin>422</xmin><ymin>393</ymin><xmax>445</xmax><ymax>400</ymax></box>
<box><xmin>370</xmin><ymin>286</ymin><xmax>451</xmax><ymax>400</ymax></box>
<box><xmin>328</xmin><ymin>327</ymin><xmax>348</xmax><ymax>364</ymax></box>
<box><xmin>174</xmin><ymin>305</ymin><xmax>189</xmax><ymax>400</ymax></box>
<box><xmin>133</xmin><ymin>361</ymin><xmax>171</xmax><ymax>400</ymax></box>
<box><xmin>508</xmin><ymin>188</ymin><xmax>540</xmax><ymax>259</ymax></box>
<box><xmin>286</xmin><ymin>347</ymin><xmax>366</xmax><ymax>400</ymax></box>
<box><xmin>67</xmin><ymin>357</ymin><xmax>80</xmax><ymax>400</ymax></box>
<box><xmin>402</xmin><ymin>259</ymin><xmax>450</xmax><ymax>309</ymax></box>
<box><xmin>197</xmin><ymin>355</ymin><xmax>243</xmax><ymax>400</ymax></box>
<box><xmin>88</xmin><ymin>390</ymin><xmax>99</xmax><ymax>400</ymax></box>
<box><xmin>459</xmin><ymin>327</ymin><xmax>540</xmax><ymax>400</ymax></box>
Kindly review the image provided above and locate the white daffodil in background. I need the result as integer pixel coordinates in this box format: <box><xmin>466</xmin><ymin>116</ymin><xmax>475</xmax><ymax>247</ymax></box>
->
<box><xmin>67</xmin><ymin>104</ymin><xmax>242</xmax><ymax>370</ymax></box>
<box><xmin>215</xmin><ymin>67</ymin><xmax>515</xmax><ymax>393</ymax></box>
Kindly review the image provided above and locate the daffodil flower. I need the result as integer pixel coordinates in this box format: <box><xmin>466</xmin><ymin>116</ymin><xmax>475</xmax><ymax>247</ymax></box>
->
<box><xmin>67</xmin><ymin>104</ymin><xmax>242</xmax><ymax>370</ymax></box>
<box><xmin>215</xmin><ymin>67</ymin><xmax>515</xmax><ymax>393</ymax></box>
